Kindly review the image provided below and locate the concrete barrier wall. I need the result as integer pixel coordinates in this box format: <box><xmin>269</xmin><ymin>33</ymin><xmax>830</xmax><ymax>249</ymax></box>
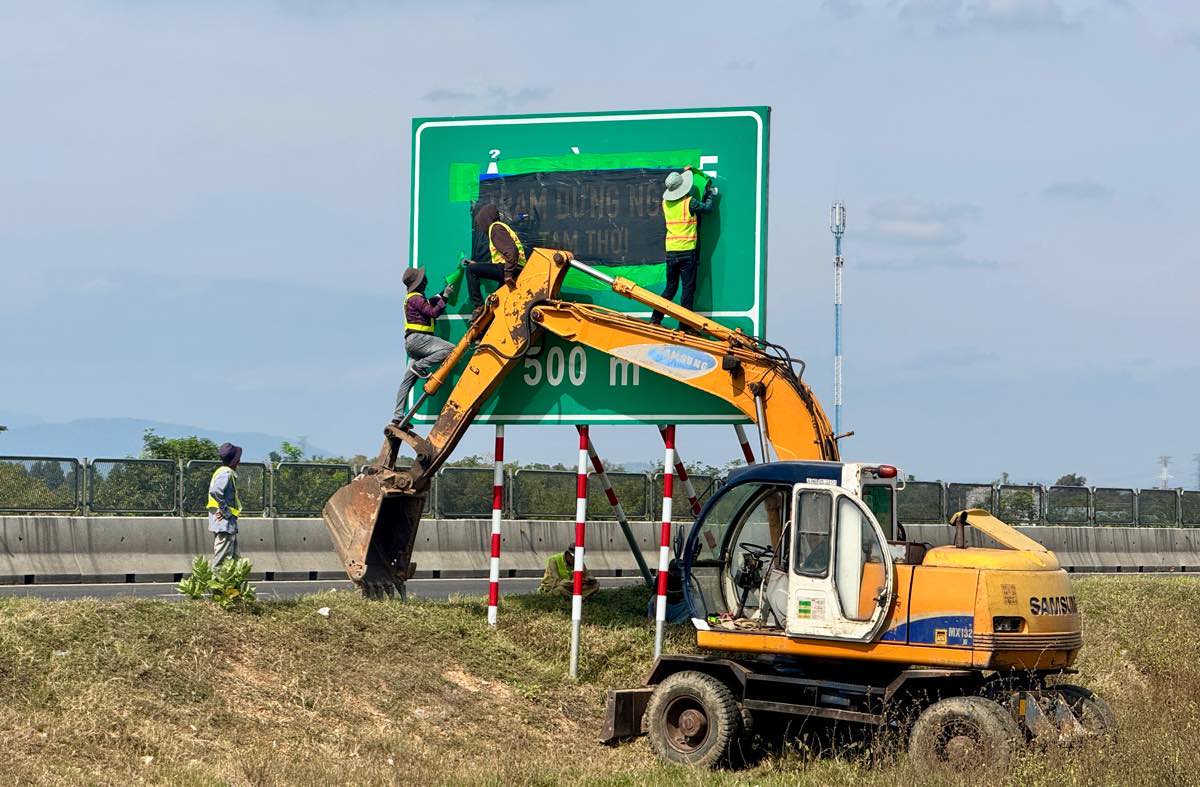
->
<box><xmin>2</xmin><ymin>516</ymin><xmax>1198</xmax><ymax>585</ymax></box>
<box><xmin>905</xmin><ymin>524</ymin><xmax>1200</xmax><ymax>573</ymax></box>
<box><xmin>0</xmin><ymin>516</ymin><xmax>662</xmax><ymax>584</ymax></box>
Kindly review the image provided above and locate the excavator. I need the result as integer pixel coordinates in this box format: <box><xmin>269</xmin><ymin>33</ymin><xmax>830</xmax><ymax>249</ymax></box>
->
<box><xmin>322</xmin><ymin>247</ymin><xmax>1114</xmax><ymax>769</ymax></box>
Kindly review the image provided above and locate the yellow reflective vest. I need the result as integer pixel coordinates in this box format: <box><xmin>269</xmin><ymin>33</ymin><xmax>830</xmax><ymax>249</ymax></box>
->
<box><xmin>488</xmin><ymin>221</ymin><xmax>526</xmax><ymax>267</ymax></box>
<box><xmin>206</xmin><ymin>466</ymin><xmax>242</xmax><ymax>518</ymax></box>
<box><xmin>662</xmin><ymin>197</ymin><xmax>698</xmax><ymax>252</ymax></box>
<box><xmin>550</xmin><ymin>552</ymin><xmax>570</xmax><ymax>580</ymax></box>
<box><xmin>404</xmin><ymin>291</ymin><xmax>436</xmax><ymax>334</ymax></box>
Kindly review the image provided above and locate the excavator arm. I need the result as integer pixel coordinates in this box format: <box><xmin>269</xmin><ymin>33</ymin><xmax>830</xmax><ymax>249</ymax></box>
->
<box><xmin>323</xmin><ymin>248</ymin><xmax>838</xmax><ymax>596</ymax></box>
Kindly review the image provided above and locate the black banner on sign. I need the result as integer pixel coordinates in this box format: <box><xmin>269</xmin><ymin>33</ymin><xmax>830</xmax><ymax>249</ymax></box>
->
<box><xmin>472</xmin><ymin>169</ymin><xmax>677</xmax><ymax>265</ymax></box>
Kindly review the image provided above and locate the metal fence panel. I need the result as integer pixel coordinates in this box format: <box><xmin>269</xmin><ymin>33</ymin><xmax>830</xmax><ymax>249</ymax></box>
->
<box><xmin>0</xmin><ymin>456</ymin><xmax>81</xmax><ymax>513</ymax></box>
<box><xmin>87</xmin><ymin>458</ymin><xmax>178</xmax><ymax>514</ymax></box>
<box><xmin>182</xmin><ymin>461</ymin><xmax>267</xmax><ymax>516</ymax></box>
<box><xmin>1137</xmin><ymin>489</ymin><xmax>1179</xmax><ymax>526</ymax></box>
<box><xmin>271</xmin><ymin>462</ymin><xmax>351</xmax><ymax>517</ymax></box>
<box><xmin>511</xmin><ymin>469</ymin><xmax>577</xmax><ymax>519</ymax></box>
<box><xmin>1046</xmin><ymin>486</ymin><xmax>1090</xmax><ymax>524</ymax></box>
<box><xmin>436</xmin><ymin>467</ymin><xmax>497</xmax><ymax>519</ymax></box>
<box><xmin>588</xmin><ymin>472</ymin><xmax>651</xmax><ymax>521</ymax></box>
<box><xmin>1093</xmin><ymin>487</ymin><xmax>1135</xmax><ymax>525</ymax></box>
<box><xmin>946</xmin><ymin>483</ymin><xmax>995</xmax><ymax>515</ymax></box>
<box><xmin>898</xmin><ymin>481</ymin><xmax>945</xmax><ymax>524</ymax></box>
<box><xmin>652</xmin><ymin>473</ymin><xmax>715</xmax><ymax>521</ymax></box>
<box><xmin>997</xmin><ymin>485</ymin><xmax>1042</xmax><ymax>524</ymax></box>
<box><xmin>1183</xmin><ymin>491</ymin><xmax>1200</xmax><ymax>526</ymax></box>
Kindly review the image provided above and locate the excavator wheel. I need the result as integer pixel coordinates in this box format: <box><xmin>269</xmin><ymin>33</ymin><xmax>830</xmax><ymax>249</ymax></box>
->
<box><xmin>645</xmin><ymin>671</ymin><xmax>743</xmax><ymax>769</ymax></box>
<box><xmin>908</xmin><ymin>696</ymin><xmax>1023</xmax><ymax>769</ymax></box>
<box><xmin>1049</xmin><ymin>683</ymin><xmax>1117</xmax><ymax>740</ymax></box>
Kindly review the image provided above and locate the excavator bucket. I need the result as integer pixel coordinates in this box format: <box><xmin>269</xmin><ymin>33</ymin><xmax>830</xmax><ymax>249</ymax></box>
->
<box><xmin>322</xmin><ymin>471</ymin><xmax>424</xmax><ymax>599</ymax></box>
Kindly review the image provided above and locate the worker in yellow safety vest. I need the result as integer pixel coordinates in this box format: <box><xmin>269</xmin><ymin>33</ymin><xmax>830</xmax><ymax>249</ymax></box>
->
<box><xmin>207</xmin><ymin>442</ymin><xmax>244</xmax><ymax>567</ymax></box>
<box><xmin>539</xmin><ymin>545</ymin><xmax>599</xmax><ymax>599</ymax></box>
<box><xmin>462</xmin><ymin>202</ymin><xmax>527</xmax><ymax>321</ymax></box>
<box><xmin>391</xmin><ymin>266</ymin><xmax>454</xmax><ymax>426</ymax></box>
<box><xmin>649</xmin><ymin>165</ymin><xmax>718</xmax><ymax>328</ymax></box>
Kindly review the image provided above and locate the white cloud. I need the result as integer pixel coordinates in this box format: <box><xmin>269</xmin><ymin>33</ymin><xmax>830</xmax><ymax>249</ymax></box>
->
<box><xmin>898</xmin><ymin>0</ymin><xmax>1080</xmax><ymax>32</ymax></box>
<box><xmin>859</xmin><ymin>253</ymin><xmax>1004</xmax><ymax>271</ymax></box>
<box><xmin>859</xmin><ymin>200</ymin><xmax>980</xmax><ymax>245</ymax></box>
<box><xmin>1042</xmin><ymin>179</ymin><xmax>1112</xmax><ymax>199</ymax></box>
<box><xmin>821</xmin><ymin>0</ymin><xmax>862</xmax><ymax>20</ymax></box>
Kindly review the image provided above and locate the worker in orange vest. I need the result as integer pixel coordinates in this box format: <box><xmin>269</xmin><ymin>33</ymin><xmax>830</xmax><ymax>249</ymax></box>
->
<box><xmin>650</xmin><ymin>165</ymin><xmax>718</xmax><ymax>327</ymax></box>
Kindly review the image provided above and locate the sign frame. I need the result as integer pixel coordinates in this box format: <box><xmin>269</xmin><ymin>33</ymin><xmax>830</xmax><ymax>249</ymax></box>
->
<box><xmin>408</xmin><ymin>106</ymin><xmax>770</xmax><ymax>426</ymax></box>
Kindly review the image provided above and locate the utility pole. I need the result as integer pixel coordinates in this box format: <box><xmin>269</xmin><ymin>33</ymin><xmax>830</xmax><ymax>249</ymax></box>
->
<box><xmin>1193</xmin><ymin>453</ymin><xmax>1200</xmax><ymax>490</ymax></box>
<box><xmin>1157</xmin><ymin>456</ymin><xmax>1172</xmax><ymax>489</ymax></box>
<box><xmin>831</xmin><ymin>201</ymin><xmax>847</xmax><ymax>437</ymax></box>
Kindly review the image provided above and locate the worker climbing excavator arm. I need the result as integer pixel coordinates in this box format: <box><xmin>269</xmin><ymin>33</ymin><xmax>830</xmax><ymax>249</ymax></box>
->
<box><xmin>323</xmin><ymin>248</ymin><xmax>838</xmax><ymax>596</ymax></box>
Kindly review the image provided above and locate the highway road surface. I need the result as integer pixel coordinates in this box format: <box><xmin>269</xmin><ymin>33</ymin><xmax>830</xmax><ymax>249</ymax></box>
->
<box><xmin>0</xmin><ymin>576</ymin><xmax>646</xmax><ymax>602</ymax></box>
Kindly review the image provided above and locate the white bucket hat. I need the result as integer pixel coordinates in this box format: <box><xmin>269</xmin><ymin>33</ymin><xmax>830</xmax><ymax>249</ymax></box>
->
<box><xmin>662</xmin><ymin>169</ymin><xmax>694</xmax><ymax>201</ymax></box>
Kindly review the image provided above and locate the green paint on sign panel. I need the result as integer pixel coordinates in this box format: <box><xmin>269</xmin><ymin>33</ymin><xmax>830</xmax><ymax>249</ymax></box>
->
<box><xmin>409</xmin><ymin>106</ymin><xmax>770</xmax><ymax>425</ymax></box>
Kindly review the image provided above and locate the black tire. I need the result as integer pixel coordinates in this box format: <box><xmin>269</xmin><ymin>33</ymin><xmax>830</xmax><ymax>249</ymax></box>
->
<box><xmin>1051</xmin><ymin>683</ymin><xmax>1117</xmax><ymax>739</ymax></box>
<box><xmin>645</xmin><ymin>671</ymin><xmax>742</xmax><ymax>768</ymax></box>
<box><xmin>908</xmin><ymin>696</ymin><xmax>1023</xmax><ymax>769</ymax></box>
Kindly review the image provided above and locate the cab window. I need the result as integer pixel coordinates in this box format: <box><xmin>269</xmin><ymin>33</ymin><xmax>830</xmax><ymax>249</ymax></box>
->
<box><xmin>835</xmin><ymin>496</ymin><xmax>887</xmax><ymax>621</ymax></box>
<box><xmin>861</xmin><ymin>484</ymin><xmax>895</xmax><ymax>540</ymax></box>
<box><xmin>792</xmin><ymin>490</ymin><xmax>832</xmax><ymax>577</ymax></box>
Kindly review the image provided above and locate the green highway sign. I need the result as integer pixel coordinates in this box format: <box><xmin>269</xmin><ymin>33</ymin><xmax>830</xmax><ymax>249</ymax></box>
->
<box><xmin>408</xmin><ymin>106</ymin><xmax>770</xmax><ymax>425</ymax></box>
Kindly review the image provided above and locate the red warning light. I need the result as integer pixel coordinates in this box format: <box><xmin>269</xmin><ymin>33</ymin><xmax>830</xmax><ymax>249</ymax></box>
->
<box><xmin>877</xmin><ymin>465</ymin><xmax>898</xmax><ymax>479</ymax></box>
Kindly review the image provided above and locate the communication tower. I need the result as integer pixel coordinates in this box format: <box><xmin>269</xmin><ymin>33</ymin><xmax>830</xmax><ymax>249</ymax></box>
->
<box><xmin>831</xmin><ymin>201</ymin><xmax>847</xmax><ymax>437</ymax></box>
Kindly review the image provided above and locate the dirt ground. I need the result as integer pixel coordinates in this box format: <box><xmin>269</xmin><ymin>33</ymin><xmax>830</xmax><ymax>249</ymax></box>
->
<box><xmin>0</xmin><ymin>576</ymin><xmax>1197</xmax><ymax>786</ymax></box>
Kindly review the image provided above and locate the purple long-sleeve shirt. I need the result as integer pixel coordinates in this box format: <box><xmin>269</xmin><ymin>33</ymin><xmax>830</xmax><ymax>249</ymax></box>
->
<box><xmin>405</xmin><ymin>291</ymin><xmax>446</xmax><ymax>333</ymax></box>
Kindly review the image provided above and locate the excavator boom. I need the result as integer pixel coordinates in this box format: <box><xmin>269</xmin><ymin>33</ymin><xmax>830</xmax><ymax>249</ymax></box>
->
<box><xmin>323</xmin><ymin>249</ymin><xmax>836</xmax><ymax>595</ymax></box>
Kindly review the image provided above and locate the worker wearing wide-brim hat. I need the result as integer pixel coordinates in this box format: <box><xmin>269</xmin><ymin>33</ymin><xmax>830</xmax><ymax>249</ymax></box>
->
<box><xmin>390</xmin><ymin>266</ymin><xmax>455</xmax><ymax>427</ymax></box>
<box><xmin>650</xmin><ymin>165</ymin><xmax>718</xmax><ymax>328</ymax></box>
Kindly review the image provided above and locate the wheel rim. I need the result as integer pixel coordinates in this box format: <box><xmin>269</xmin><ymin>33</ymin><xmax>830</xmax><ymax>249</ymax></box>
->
<box><xmin>663</xmin><ymin>695</ymin><xmax>711</xmax><ymax>754</ymax></box>
<box><xmin>936</xmin><ymin>721</ymin><xmax>987</xmax><ymax>766</ymax></box>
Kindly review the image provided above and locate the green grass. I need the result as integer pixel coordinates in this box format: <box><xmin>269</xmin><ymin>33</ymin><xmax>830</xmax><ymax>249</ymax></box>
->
<box><xmin>1</xmin><ymin>576</ymin><xmax>1198</xmax><ymax>785</ymax></box>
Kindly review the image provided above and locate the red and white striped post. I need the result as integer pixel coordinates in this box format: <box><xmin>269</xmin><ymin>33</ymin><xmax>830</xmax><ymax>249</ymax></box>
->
<box><xmin>734</xmin><ymin>424</ymin><xmax>757</xmax><ymax>464</ymax></box>
<box><xmin>486</xmin><ymin>425</ymin><xmax>505</xmax><ymax>627</ymax></box>
<box><xmin>659</xmin><ymin>425</ymin><xmax>701</xmax><ymax>516</ymax></box>
<box><xmin>583</xmin><ymin>430</ymin><xmax>652</xmax><ymax>585</ymax></box>
<box><xmin>568</xmin><ymin>425</ymin><xmax>589</xmax><ymax>679</ymax></box>
<box><xmin>654</xmin><ymin>425</ymin><xmax>676</xmax><ymax>659</ymax></box>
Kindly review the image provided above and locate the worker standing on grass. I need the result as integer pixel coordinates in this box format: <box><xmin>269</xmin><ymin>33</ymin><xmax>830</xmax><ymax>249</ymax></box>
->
<box><xmin>207</xmin><ymin>442</ymin><xmax>243</xmax><ymax>567</ymax></box>
<box><xmin>539</xmin><ymin>545</ymin><xmax>599</xmax><ymax>599</ymax></box>
<box><xmin>391</xmin><ymin>266</ymin><xmax>455</xmax><ymax>426</ymax></box>
<box><xmin>462</xmin><ymin>202</ymin><xmax>526</xmax><ymax>321</ymax></box>
<box><xmin>649</xmin><ymin>165</ymin><xmax>718</xmax><ymax>328</ymax></box>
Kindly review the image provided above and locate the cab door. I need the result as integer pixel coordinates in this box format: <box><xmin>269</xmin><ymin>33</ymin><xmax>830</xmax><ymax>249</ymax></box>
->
<box><xmin>786</xmin><ymin>484</ymin><xmax>895</xmax><ymax>641</ymax></box>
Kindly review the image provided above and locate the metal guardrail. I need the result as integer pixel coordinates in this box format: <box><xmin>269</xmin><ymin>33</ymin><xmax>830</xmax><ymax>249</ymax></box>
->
<box><xmin>1094</xmin><ymin>487</ymin><xmax>1135</xmax><ymax>526</ymax></box>
<box><xmin>946</xmin><ymin>483</ymin><xmax>995</xmax><ymax>516</ymax></box>
<box><xmin>1138</xmin><ymin>489</ymin><xmax>1179</xmax><ymax>527</ymax></box>
<box><xmin>652</xmin><ymin>473</ymin><xmax>715</xmax><ymax>521</ymax></box>
<box><xmin>997</xmin><ymin>484</ymin><xmax>1042</xmax><ymax>523</ymax></box>
<box><xmin>897</xmin><ymin>481</ymin><xmax>945</xmax><ymax>524</ymax></box>
<box><xmin>271</xmin><ymin>462</ymin><xmax>352</xmax><ymax>517</ymax></box>
<box><xmin>436</xmin><ymin>466</ymin><xmax>498</xmax><ymax>519</ymax></box>
<box><xmin>2</xmin><ymin>455</ymin><xmax>1200</xmax><ymax>526</ymax></box>
<box><xmin>1045</xmin><ymin>485</ymin><xmax>1090</xmax><ymax>524</ymax></box>
<box><xmin>87</xmin><ymin>458</ymin><xmax>178</xmax><ymax>515</ymax></box>
<box><xmin>0</xmin><ymin>456</ymin><xmax>81</xmax><ymax>513</ymax></box>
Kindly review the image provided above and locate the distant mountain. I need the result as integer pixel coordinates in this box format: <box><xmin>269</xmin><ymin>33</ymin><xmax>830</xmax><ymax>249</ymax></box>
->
<box><xmin>0</xmin><ymin>418</ymin><xmax>330</xmax><ymax>462</ymax></box>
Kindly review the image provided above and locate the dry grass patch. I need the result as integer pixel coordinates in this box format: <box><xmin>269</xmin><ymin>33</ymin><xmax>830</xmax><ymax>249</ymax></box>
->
<box><xmin>0</xmin><ymin>577</ymin><xmax>1196</xmax><ymax>785</ymax></box>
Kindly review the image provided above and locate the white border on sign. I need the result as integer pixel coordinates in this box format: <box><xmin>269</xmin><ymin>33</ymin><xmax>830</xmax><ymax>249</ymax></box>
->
<box><xmin>411</xmin><ymin>109</ymin><xmax>765</xmax><ymax>425</ymax></box>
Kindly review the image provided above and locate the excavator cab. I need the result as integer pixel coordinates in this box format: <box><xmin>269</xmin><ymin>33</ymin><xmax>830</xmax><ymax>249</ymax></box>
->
<box><xmin>682</xmin><ymin>461</ymin><xmax>895</xmax><ymax>640</ymax></box>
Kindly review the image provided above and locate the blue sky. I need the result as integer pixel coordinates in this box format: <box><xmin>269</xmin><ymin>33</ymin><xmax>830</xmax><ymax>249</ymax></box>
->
<box><xmin>1</xmin><ymin>0</ymin><xmax>1197</xmax><ymax>487</ymax></box>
